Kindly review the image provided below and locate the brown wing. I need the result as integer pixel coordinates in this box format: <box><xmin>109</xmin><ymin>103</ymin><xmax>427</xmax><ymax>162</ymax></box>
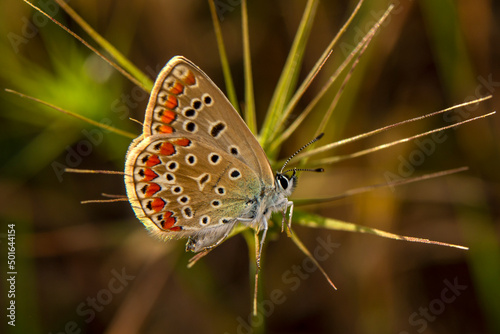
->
<box><xmin>143</xmin><ymin>56</ymin><xmax>273</xmax><ymax>182</ymax></box>
<box><xmin>124</xmin><ymin>56</ymin><xmax>274</xmax><ymax>243</ymax></box>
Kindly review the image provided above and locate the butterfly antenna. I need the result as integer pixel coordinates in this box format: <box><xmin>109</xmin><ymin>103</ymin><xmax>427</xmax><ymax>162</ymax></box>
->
<box><xmin>280</xmin><ymin>133</ymin><xmax>324</xmax><ymax>173</ymax></box>
<box><xmin>284</xmin><ymin>167</ymin><xmax>324</xmax><ymax>175</ymax></box>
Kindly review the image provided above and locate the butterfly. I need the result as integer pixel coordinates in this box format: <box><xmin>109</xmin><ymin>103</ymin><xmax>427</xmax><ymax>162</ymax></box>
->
<box><xmin>124</xmin><ymin>56</ymin><xmax>322</xmax><ymax>263</ymax></box>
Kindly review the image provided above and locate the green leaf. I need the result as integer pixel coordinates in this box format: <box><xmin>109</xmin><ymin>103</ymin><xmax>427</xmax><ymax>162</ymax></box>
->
<box><xmin>208</xmin><ymin>0</ymin><xmax>240</xmax><ymax>112</ymax></box>
<box><xmin>260</xmin><ymin>0</ymin><xmax>319</xmax><ymax>147</ymax></box>
<box><xmin>241</xmin><ymin>0</ymin><xmax>257</xmax><ymax>134</ymax></box>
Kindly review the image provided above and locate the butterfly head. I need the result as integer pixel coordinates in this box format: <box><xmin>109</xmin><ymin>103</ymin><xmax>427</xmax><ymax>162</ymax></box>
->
<box><xmin>275</xmin><ymin>170</ymin><xmax>298</xmax><ymax>197</ymax></box>
<box><xmin>275</xmin><ymin>133</ymin><xmax>325</xmax><ymax>197</ymax></box>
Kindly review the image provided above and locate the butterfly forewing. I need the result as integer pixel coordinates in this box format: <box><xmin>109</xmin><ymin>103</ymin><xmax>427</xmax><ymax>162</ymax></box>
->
<box><xmin>143</xmin><ymin>56</ymin><xmax>273</xmax><ymax>181</ymax></box>
<box><xmin>125</xmin><ymin>56</ymin><xmax>274</xmax><ymax>246</ymax></box>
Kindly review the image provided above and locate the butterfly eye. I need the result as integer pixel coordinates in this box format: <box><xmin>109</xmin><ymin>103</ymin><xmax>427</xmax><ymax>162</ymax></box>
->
<box><xmin>278</xmin><ymin>175</ymin><xmax>289</xmax><ymax>190</ymax></box>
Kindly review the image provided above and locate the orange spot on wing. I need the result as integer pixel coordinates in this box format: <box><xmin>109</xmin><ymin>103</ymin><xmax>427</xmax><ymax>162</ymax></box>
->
<box><xmin>160</xmin><ymin>109</ymin><xmax>176</xmax><ymax>124</ymax></box>
<box><xmin>182</xmin><ymin>70</ymin><xmax>196</xmax><ymax>86</ymax></box>
<box><xmin>157</xmin><ymin>125</ymin><xmax>173</xmax><ymax>134</ymax></box>
<box><xmin>145</xmin><ymin>183</ymin><xmax>161</xmax><ymax>197</ymax></box>
<box><xmin>159</xmin><ymin>142</ymin><xmax>175</xmax><ymax>156</ymax></box>
<box><xmin>151</xmin><ymin>198</ymin><xmax>166</xmax><ymax>212</ymax></box>
<box><xmin>145</xmin><ymin>155</ymin><xmax>161</xmax><ymax>167</ymax></box>
<box><xmin>161</xmin><ymin>211</ymin><xmax>177</xmax><ymax>229</ymax></box>
<box><xmin>169</xmin><ymin>226</ymin><xmax>182</xmax><ymax>232</ymax></box>
<box><xmin>167</xmin><ymin>81</ymin><xmax>184</xmax><ymax>95</ymax></box>
<box><xmin>173</xmin><ymin>138</ymin><xmax>191</xmax><ymax>147</ymax></box>
<box><xmin>164</xmin><ymin>95</ymin><xmax>178</xmax><ymax>109</ymax></box>
<box><xmin>143</xmin><ymin>168</ymin><xmax>159</xmax><ymax>181</ymax></box>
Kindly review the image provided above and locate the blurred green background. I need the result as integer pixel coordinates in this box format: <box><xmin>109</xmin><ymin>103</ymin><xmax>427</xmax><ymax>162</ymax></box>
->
<box><xmin>1</xmin><ymin>0</ymin><xmax>499</xmax><ymax>333</ymax></box>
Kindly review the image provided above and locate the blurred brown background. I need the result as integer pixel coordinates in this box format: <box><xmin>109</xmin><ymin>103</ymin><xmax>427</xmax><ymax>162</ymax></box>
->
<box><xmin>1</xmin><ymin>0</ymin><xmax>499</xmax><ymax>333</ymax></box>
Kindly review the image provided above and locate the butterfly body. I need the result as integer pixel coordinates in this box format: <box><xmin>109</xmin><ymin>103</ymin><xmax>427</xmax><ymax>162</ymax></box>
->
<box><xmin>124</xmin><ymin>56</ymin><xmax>296</xmax><ymax>254</ymax></box>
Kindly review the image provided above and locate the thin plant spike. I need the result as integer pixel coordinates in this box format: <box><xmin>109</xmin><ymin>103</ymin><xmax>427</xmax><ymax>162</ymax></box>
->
<box><xmin>101</xmin><ymin>193</ymin><xmax>129</xmax><ymax>199</ymax></box>
<box><xmin>249</xmin><ymin>224</ymin><xmax>269</xmax><ymax>317</ymax></box>
<box><xmin>271</xmin><ymin>4</ymin><xmax>394</xmax><ymax>151</ymax></box>
<box><xmin>296</xmin><ymin>95</ymin><xmax>492</xmax><ymax>160</ymax></box>
<box><xmin>290</xmin><ymin>232</ymin><xmax>337</xmax><ymax>290</ymax></box>
<box><xmin>5</xmin><ymin>89</ymin><xmax>136</xmax><ymax>139</ymax></box>
<box><xmin>64</xmin><ymin>169</ymin><xmax>128</xmax><ymax>203</ymax></box>
<box><xmin>239</xmin><ymin>228</ymin><xmax>262</xmax><ymax>318</ymax></box>
<box><xmin>208</xmin><ymin>0</ymin><xmax>239</xmax><ymax>112</ymax></box>
<box><xmin>278</xmin><ymin>49</ymin><xmax>333</xmax><ymax>136</ymax></box>
<box><xmin>316</xmin><ymin>18</ymin><xmax>380</xmax><ymax>140</ymax></box>
<box><xmin>187</xmin><ymin>249</ymin><xmax>213</xmax><ymax>268</ymax></box>
<box><xmin>266</xmin><ymin>49</ymin><xmax>332</xmax><ymax>153</ymax></box>
<box><xmin>241</xmin><ymin>0</ymin><xmax>257</xmax><ymax>134</ymax></box>
<box><xmin>81</xmin><ymin>198</ymin><xmax>129</xmax><ymax>204</ymax></box>
<box><xmin>304</xmin><ymin>111</ymin><xmax>496</xmax><ymax>167</ymax></box>
<box><xmin>293</xmin><ymin>166</ymin><xmax>469</xmax><ymax>206</ymax></box>
<box><xmin>105</xmin><ymin>250</ymin><xmax>178</xmax><ymax>334</ymax></box>
<box><xmin>54</xmin><ymin>0</ymin><xmax>153</xmax><ymax>91</ymax></box>
<box><xmin>313</xmin><ymin>5</ymin><xmax>392</xmax><ymax>139</ymax></box>
<box><xmin>293</xmin><ymin>211</ymin><xmax>468</xmax><ymax>250</ymax></box>
<box><xmin>270</xmin><ymin>0</ymin><xmax>365</xmax><ymax>144</ymax></box>
<box><xmin>260</xmin><ymin>0</ymin><xmax>319</xmax><ymax>145</ymax></box>
<box><xmin>129</xmin><ymin>117</ymin><xmax>144</xmax><ymax>127</ymax></box>
<box><xmin>64</xmin><ymin>168</ymin><xmax>125</xmax><ymax>175</ymax></box>
<box><xmin>21</xmin><ymin>0</ymin><xmax>148</xmax><ymax>91</ymax></box>
<box><xmin>187</xmin><ymin>225</ymin><xmax>249</xmax><ymax>268</ymax></box>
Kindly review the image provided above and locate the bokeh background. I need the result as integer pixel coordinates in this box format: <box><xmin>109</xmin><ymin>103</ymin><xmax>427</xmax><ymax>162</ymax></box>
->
<box><xmin>1</xmin><ymin>0</ymin><xmax>499</xmax><ymax>333</ymax></box>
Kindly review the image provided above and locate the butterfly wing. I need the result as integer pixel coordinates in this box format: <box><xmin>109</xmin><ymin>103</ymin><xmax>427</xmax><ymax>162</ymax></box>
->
<box><xmin>143</xmin><ymin>56</ymin><xmax>273</xmax><ymax>181</ymax></box>
<box><xmin>125</xmin><ymin>56</ymin><xmax>274</xmax><ymax>250</ymax></box>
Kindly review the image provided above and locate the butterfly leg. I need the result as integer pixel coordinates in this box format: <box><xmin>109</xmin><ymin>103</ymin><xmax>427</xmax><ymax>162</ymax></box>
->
<box><xmin>284</xmin><ymin>200</ymin><xmax>294</xmax><ymax>237</ymax></box>
<box><xmin>280</xmin><ymin>201</ymin><xmax>292</xmax><ymax>234</ymax></box>
<box><xmin>256</xmin><ymin>217</ymin><xmax>268</xmax><ymax>269</ymax></box>
<box><xmin>280</xmin><ymin>210</ymin><xmax>287</xmax><ymax>233</ymax></box>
